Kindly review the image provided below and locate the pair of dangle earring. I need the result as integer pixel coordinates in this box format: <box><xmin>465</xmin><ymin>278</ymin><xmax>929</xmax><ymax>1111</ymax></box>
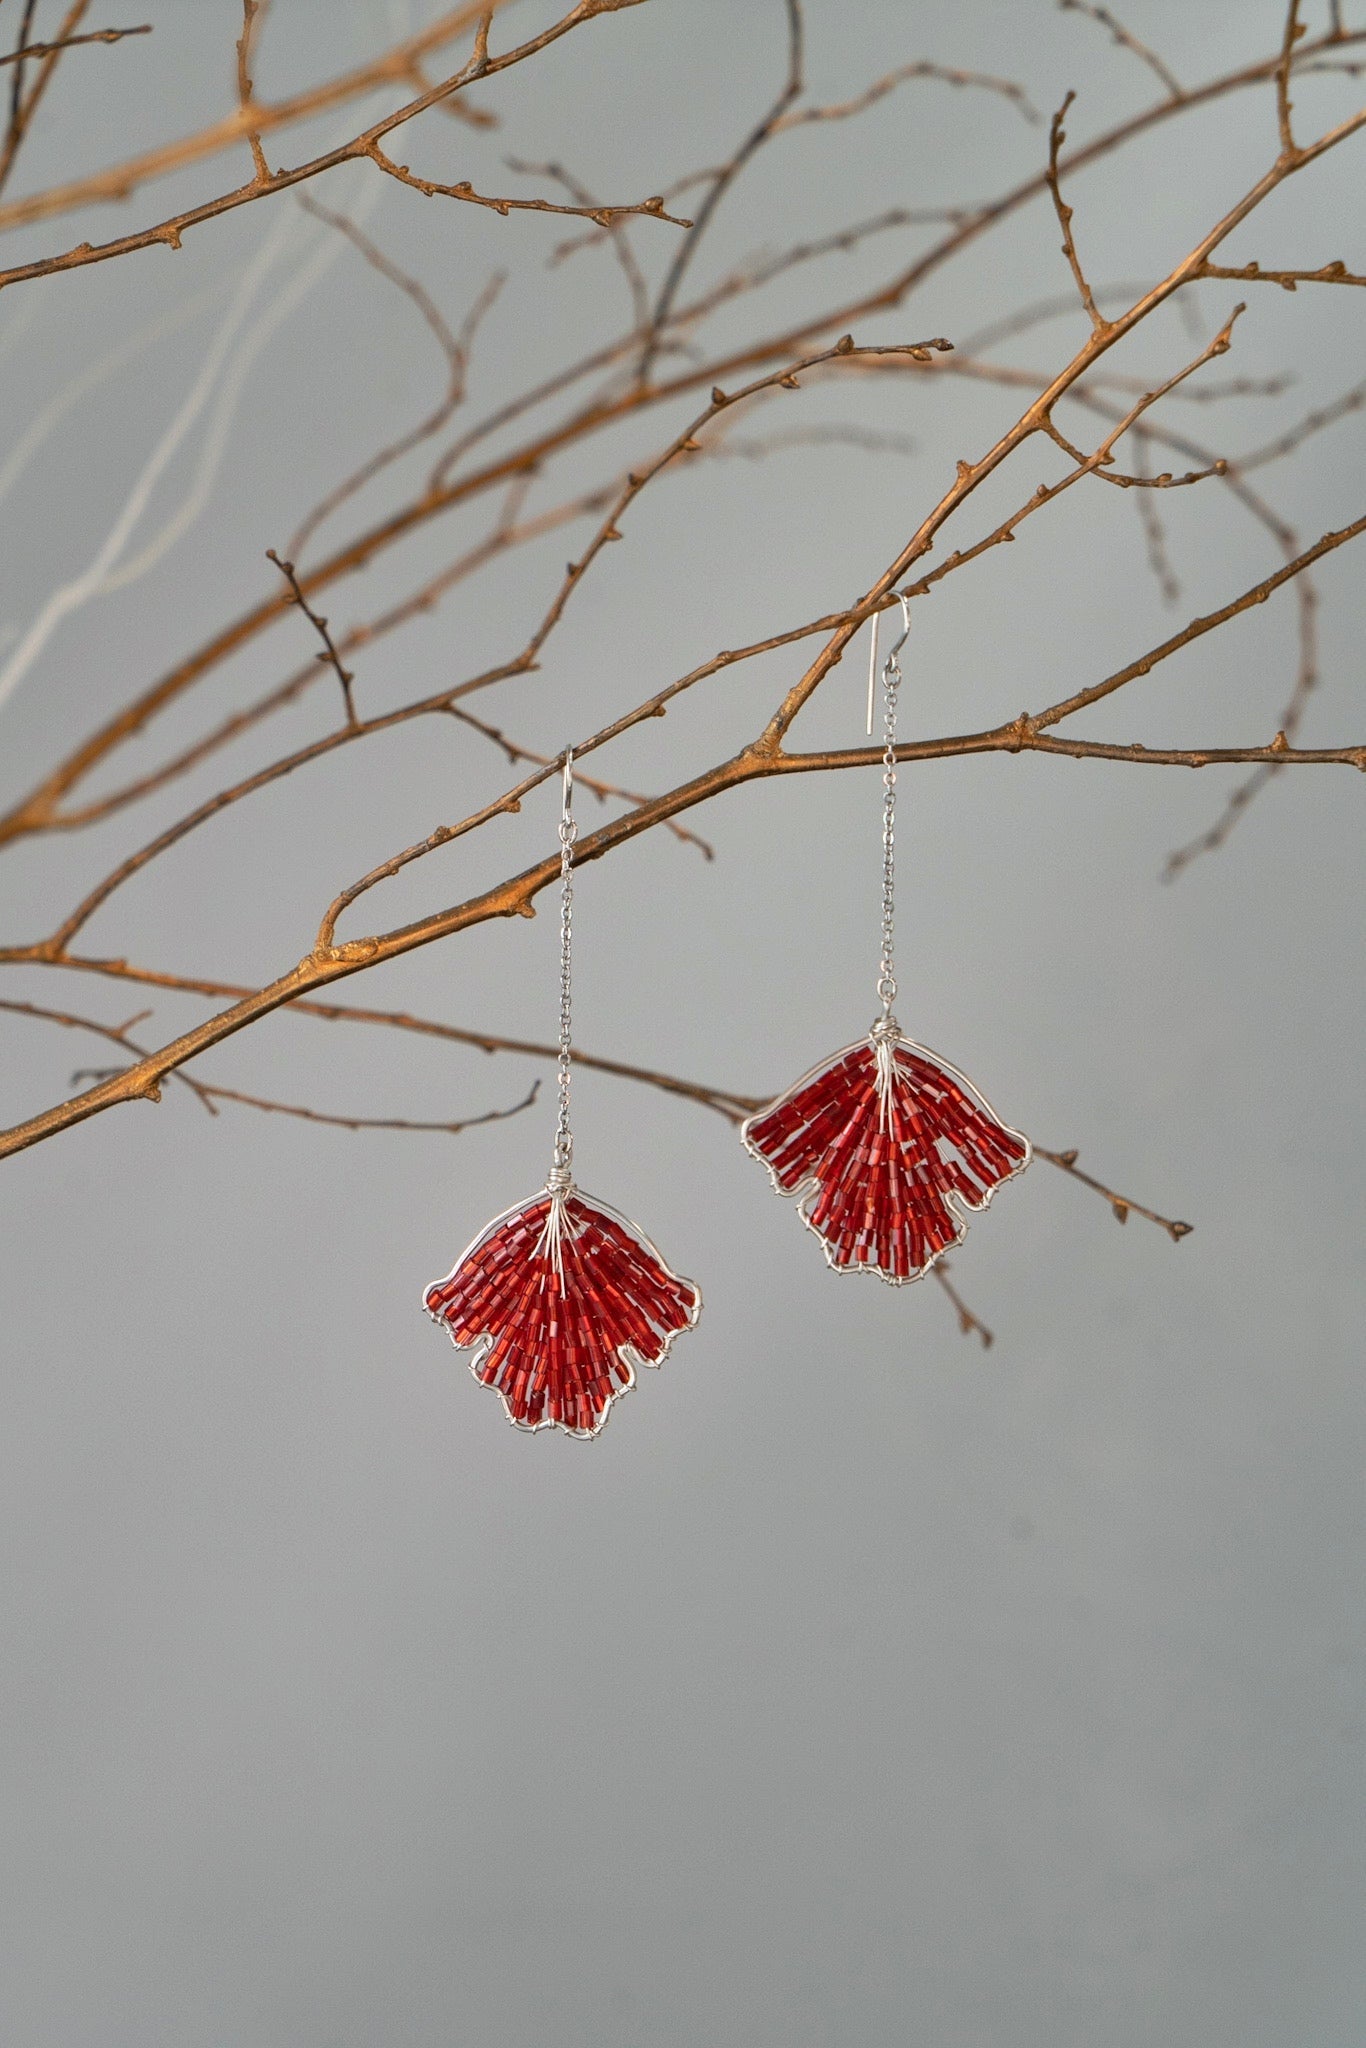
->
<box><xmin>425</xmin><ymin>600</ymin><xmax>1027</xmax><ymax>1436</ymax></box>
<box><xmin>741</xmin><ymin>597</ymin><xmax>1031</xmax><ymax>1282</ymax></box>
<box><xmin>423</xmin><ymin>754</ymin><xmax>702</xmax><ymax>1437</ymax></box>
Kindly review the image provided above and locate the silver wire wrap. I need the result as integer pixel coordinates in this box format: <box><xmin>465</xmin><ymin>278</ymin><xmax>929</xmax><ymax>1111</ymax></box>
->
<box><xmin>548</xmin><ymin>751</ymin><xmax>577</xmax><ymax>1192</ymax></box>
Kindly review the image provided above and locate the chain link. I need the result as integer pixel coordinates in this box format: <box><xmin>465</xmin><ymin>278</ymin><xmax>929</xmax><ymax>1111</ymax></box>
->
<box><xmin>550</xmin><ymin>764</ymin><xmax>577</xmax><ymax>1186</ymax></box>
<box><xmin>875</xmin><ymin>648</ymin><xmax>900</xmax><ymax>1020</ymax></box>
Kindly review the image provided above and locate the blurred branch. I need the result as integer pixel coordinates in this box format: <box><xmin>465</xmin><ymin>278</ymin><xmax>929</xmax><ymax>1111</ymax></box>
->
<box><xmin>1055</xmin><ymin>382</ymin><xmax>1334</xmax><ymax>867</ymax></box>
<box><xmin>1058</xmin><ymin>1</ymin><xmax>1182</xmax><ymax>100</ymax></box>
<box><xmin>1</xmin><ymin>976</ymin><xmax>1196</xmax><ymax>1306</ymax></box>
<box><xmin>1162</xmin><ymin>581</ymin><xmax>1320</xmax><ymax>879</ymax></box>
<box><xmin>1130</xmin><ymin>427</ymin><xmax>1182</xmax><ymax>604</ymax></box>
<box><xmin>286</xmin><ymin>195</ymin><xmax>501</xmax><ymax>561</ymax></box>
<box><xmin>635</xmin><ymin>0</ymin><xmax>804</xmax><ymax>386</ymax></box>
<box><xmin>774</xmin><ymin>59</ymin><xmax>1039</xmax><ymax>129</ymax></box>
<box><xmin>931</xmin><ymin>1262</ymin><xmax>995</xmax><ymax>1349</ymax></box>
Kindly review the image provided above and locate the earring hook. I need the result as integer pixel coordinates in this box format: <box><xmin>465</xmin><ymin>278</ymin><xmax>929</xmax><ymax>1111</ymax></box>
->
<box><xmin>866</xmin><ymin>594</ymin><xmax>911</xmax><ymax>733</ymax></box>
<box><xmin>561</xmin><ymin>748</ymin><xmax>574</xmax><ymax>823</ymax></box>
<box><xmin>885</xmin><ymin>591</ymin><xmax>912</xmax><ymax>670</ymax></box>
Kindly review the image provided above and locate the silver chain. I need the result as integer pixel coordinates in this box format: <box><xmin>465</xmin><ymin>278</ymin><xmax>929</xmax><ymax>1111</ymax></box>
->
<box><xmin>875</xmin><ymin>645</ymin><xmax>900</xmax><ymax>1021</ymax></box>
<box><xmin>550</xmin><ymin>754</ymin><xmax>577</xmax><ymax>1187</ymax></box>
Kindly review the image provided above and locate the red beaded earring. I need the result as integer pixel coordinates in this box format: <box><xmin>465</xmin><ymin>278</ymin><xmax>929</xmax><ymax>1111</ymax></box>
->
<box><xmin>742</xmin><ymin>598</ymin><xmax>1030</xmax><ymax>1284</ymax></box>
<box><xmin>424</xmin><ymin>753</ymin><xmax>702</xmax><ymax>1436</ymax></box>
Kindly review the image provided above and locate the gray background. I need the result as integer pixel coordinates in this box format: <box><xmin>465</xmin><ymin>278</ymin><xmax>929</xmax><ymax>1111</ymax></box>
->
<box><xmin>2</xmin><ymin>3</ymin><xmax>1364</xmax><ymax>2042</ymax></box>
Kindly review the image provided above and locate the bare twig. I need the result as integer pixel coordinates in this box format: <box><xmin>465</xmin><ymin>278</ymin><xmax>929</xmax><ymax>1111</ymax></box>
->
<box><xmin>7</xmin><ymin>23</ymin><xmax>1362</xmax><ymax>846</ymax></box>
<box><xmin>552</xmin><ymin>201</ymin><xmax>956</xmax><ymax>282</ymax></box>
<box><xmin>707</xmin><ymin>423</ymin><xmax>919</xmax><ymax>461</ymax></box>
<box><xmin>1040</xmin><ymin>300</ymin><xmax>1244</xmax><ymax>487</ymax></box>
<box><xmin>0</xmin><ymin>23</ymin><xmax>149</xmax><ymax>67</ymax></box>
<box><xmin>235</xmin><ymin>0</ymin><xmax>270</xmax><ymax>183</ymax></box>
<box><xmin>0</xmin><ymin>3</ymin><xmax>512</xmax><ymax>231</ymax></box>
<box><xmin>1</xmin><ymin>997</ymin><xmax>541</xmax><ymax>1135</ymax></box>
<box><xmin>7</xmin><ymin>731</ymin><xmax>1364</xmax><ymax>1166</ymax></box>
<box><xmin>1277</xmin><ymin>0</ymin><xmax>1306</xmax><ymax>156</ymax></box>
<box><xmin>0</xmin><ymin>3</ymin><xmax>687</xmax><ymax>296</ymax></box>
<box><xmin>265</xmin><ymin>550</ymin><xmax>358</xmax><ymax>728</ymax></box>
<box><xmin>994</xmin><ymin>514</ymin><xmax>1365</xmax><ymax>737</ymax></box>
<box><xmin>5</xmin><ymin>3</ymin><xmax>40</xmax><ymax>143</ymax></box>
<box><xmin>1054</xmin><ymin>379</ymin><xmax>1331</xmax><ymax>870</ymax></box>
<box><xmin>361</xmin><ymin>138</ymin><xmax>691</xmax><ymax>228</ymax></box>
<box><xmin>441</xmin><ymin>706</ymin><xmax>715</xmax><ymax>859</ymax></box>
<box><xmin>1194</xmin><ymin>256</ymin><xmax>1366</xmax><ymax>288</ymax></box>
<box><xmin>1045</xmin><ymin>91</ymin><xmax>1108</xmax><ymax>331</ymax></box>
<box><xmin>1033</xmin><ymin>1144</ymin><xmax>1193</xmax><ymax>1240</ymax></box>
<box><xmin>174</xmin><ymin>1076</ymin><xmax>542</xmax><ymax>1137</ymax></box>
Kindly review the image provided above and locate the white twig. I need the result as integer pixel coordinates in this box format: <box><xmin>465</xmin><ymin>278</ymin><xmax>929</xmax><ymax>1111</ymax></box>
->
<box><xmin>100</xmin><ymin>198</ymin><xmax>370</xmax><ymax>590</ymax></box>
<box><xmin>0</xmin><ymin>289</ymin><xmax>39</xmax><ymax>375</ymax></box>
<box><xmin>0</xmin><ymin>279</ymin><xmax>227</xmax><ymax>516</ymax></box>
<box><xmin>0</xmin><ymin>207</ymin><xmax>299</xmax><ymax>712</ymax></box>
<box><xmin>0</xmin><ymin>164</ymin><xmax>377</xmax><ymax>713</ymax></box>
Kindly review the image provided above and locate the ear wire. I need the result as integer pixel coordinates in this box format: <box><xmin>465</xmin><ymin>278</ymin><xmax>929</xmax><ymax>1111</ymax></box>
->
<box><xmin>874</xmin><ymin>594</ymin><xmax>911</xmax><ymax>1028</ymax></box>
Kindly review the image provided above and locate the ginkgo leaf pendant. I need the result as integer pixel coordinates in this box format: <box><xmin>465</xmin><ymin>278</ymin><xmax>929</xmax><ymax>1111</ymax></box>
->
<box><xmin>741</xmin><ymin>1024</ymin><xmax>1030</xmax><ymax>1285</ymax></box>
<box><xmin>424</xmin><ymin>1185</ymin><xmax>702</xmax><ymax>1438</ymax></box>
